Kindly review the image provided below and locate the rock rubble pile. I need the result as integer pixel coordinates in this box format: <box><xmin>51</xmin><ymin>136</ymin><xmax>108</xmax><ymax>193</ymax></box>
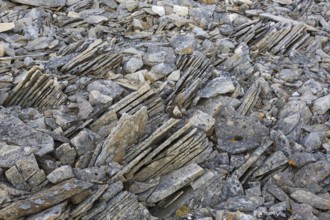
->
<box><xmin>0</xmin><ymin>0</ymin><xmax>329</xmax><ymax>219</ymax></box>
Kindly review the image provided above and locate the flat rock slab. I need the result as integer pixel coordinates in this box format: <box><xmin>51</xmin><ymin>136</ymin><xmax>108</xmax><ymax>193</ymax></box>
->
<box><xmin>0</xmin><ymin>23</ymin><xmax>15</xmax><ymax>32</ymax></box>
<box><xmin>11</xmin><ymin>0</ymin><xmax>66</xmax><ymax>7</ymax></box>
<box><xmin>0</xmin><ymin>112</ymin><xmax>54</xmax><ymax>158</ymax></box>
<box><xmin>215</xmin><ymin>110</ymin><xmax>269</xmax><ymax>154</ymax></box>
<box><xmin>199</xmin><ymin>77</ymin><xmax>235</xmax><ymax>98</ymax></box>
<box><xmin>141</xmin><ymin>163</ymin><xmax>204</xmax><ymax>203</ymax></box>
<box><xmin>290</xmin><ymin>190</ymin><xmax>330</xmax><ymax>210</ymax></box>
<box><xmin>0</xmin><ymin>178</ymin><xmax>92</xmax><ymax>219</ymax></box>
<box><xmin>0</xmin><ymin>142</ymin><xmax>35</xmax><ymax>168</ymax></box>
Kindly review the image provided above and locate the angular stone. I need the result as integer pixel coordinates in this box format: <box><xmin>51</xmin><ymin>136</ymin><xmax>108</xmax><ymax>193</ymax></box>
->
<box><xmin>216</xmin><ymin>196</ymin><xmax>264</xmax><ymax>212</ymax></box>
<box><xmin>71</xmin><ymin>184</ymin><xmax>108</xmax><ymax>218</ymax></box>
<box><xmin>89</xmin><ymin>90</ymin><xmax>112</xmax><ymax>106</ymax></box>
<box><xmin>26</xmin><ymin>37</ymin><xmax>57</xmax><ymax>51</ymax></box>
<box><xmin>84</xmin><ymin>16</ymin><xmax>108</xmax><ymax>24</ymax></box>
<box><xmin>86</xmin><ymin>80</ymin><xmax>124</xmax><ymax>99</ymax></box>
<box><xmin>71</xmin><ymin>129</ymin><xmax>100</xmax><ymax>156</ymax></box>
<box><xmin>293</xmin><ymin>161</ymin><xmax>330</xmax><ymax>188</ymax></box>
<box><xmin>291</xmin><ymin>203</ymin><xmax>318</xmax><ymax>220</ymax></box>
<box><xmin>11</xmin><ymin>0</ymin><xmax>66</xmax><ymax>7</ymax></box>
<box><xmin>190</xmin><ymin>169</ymin><xmax>215</xmax><ymax>190</ymax></box>
<box><xmin>253</xmin><ymin>151</ymin><xmax>288</xmax><ymax>177</ymax></box>
<box><xmin>267</xmin><ymin>185</ymin><xmax>290</xmax><ymax>202</ymax></box>
<box><xmin>47</xmin><ymin>165</ymin><xmax>74</xmax><ymax>184</ymax></box>
<box><xmin>15</xmin><ymin>155</ymin><xmax>40</xmax><ymax>181</ymax></box>
<box><xmin>0</xmin><ymin>23</ymin><xmax>15</xmax><ymax>32</ymax></box>
<box><xmin>124</xmin><ymin>57</ymin><xmax>144</xmax><ymax>74</ymax></box>
<box><xmin>192</xmin><ymin>27</ymin><xmax>210</xmax><ymax>39</ymax></box>
<box><xmin>273</xmin><ymin>0</ymin><xmax>293</xmax><ymax>4</ymax></box>
<box><xmin>152</xmin><ymin>6</ymin><xmax>165</xmax><ymax>16</ymax></box>
<box><xmin>279</xmin><ymin>69</ymin><xmax>300</xmax><ymax>82</ymax></box>
<box><xmin>0</xmin><ymin>189</ymin><xmax>11</xmax><ymax>205</ymax></box>
<box><xmin>0</xmin><ymin>44</ymin><xmax>4</xmax><ymax>57</ymax></box>
<box><xmin>27</xmin><ymin>169</ymin><xmax>47</xmax><ymax>188</ymax></box>
<box><xmin>95</xmin><ymin>106</ymin><xmax>148</xmax><ymax>165</ymax></box>
<box><xmin>199</xmin><ymin>77</ymin><xmax>235</xmax><ymax>98</ymax></box>
<box><xmin>5</xmin><ymin>166</ymin><xmax>30</xmax><ymax>191</ymax></box>
<box><xmin>55</xmin><ymin>143</ymin><xmax>77</xmax><ymax>165</ymax></box>
<box><xmin>189</xmin><ymin>110</ymin><xmax>215</xmax><ymax>136</ymax></box>
<box><xmin>233</xmin><ymin>140</ymin><xmax>272</xmax><ymax>178</ymax></box>
<box><xmin>304</xmin><ymin>132</ymin><xmax>322</xmax><ymax>152</ymax></box>
<box><xmin>312</xmin><ymin>94</ymin><xmax>330</xmax><ymax>115</ymax></box>
<box><xmin>0</xmin><ymin>179</ymin><xmax>92</xmax><ymax>219</ymax></box>
<box><xmin>139</xmin><ymin>163</ymin><xmax>204</xmax><ymax>203</ymax></box>
<box><xmin>170</xmin><ymin>34</ymin><xmax>196</xmax><ymax>55</ymax></box>
<box><xmin>76</xmin><ymin>96</ymin><xmax>93</xmax><ymax>120</ymax></box>
<box><xmin>291</xmin><ymin>190</ymin><xmax>330</xmax><ymax>210</ymax></box>
<box><xmin>0</xmin><ymin>113</ymin><xmax>54</xmax><ymax>156</ymax></box>
<box><xmin>0</xmin><ymin>142</ymin><xmax>35</xmax><ymax>168</ymax></box>
<box><xmin>289</xmin><ymin>152</ymin><xmax>316</xmax><ymax>168</ymax></box>
<box><xmin>215</xmin><ymin>109</ymin><xmax>269</xmax><ymax>154</ymax></box>
<box><xmin>25</xmin><ymin>202</ymin><xmax>67</xmax><ymax>220</ymax></box>
<box><xmin>173</xmin><ymin>5</ymin><xmax>189</xmax><ymax>16</ymax></box>
<box><xmin>167</xmin><ymin>70</ymin><xmax>181</xmax><ymax>81</ymax></box>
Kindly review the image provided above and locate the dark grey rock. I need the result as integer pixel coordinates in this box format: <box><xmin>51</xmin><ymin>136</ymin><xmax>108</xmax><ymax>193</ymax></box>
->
<box><xmin>0</xmin><ymin>112</ymin><xmax>54</xmax><ymax>157</ymax></box>
<box><xmin>289</xmin><ymin>152</ymin><xmax>316</xmax><ymax>168</ymax></box>
<box><xmin>215</xmin><ymin>108</ymin><xmax>269</xmax><ymax>154</ymax></box>
<box><xmin>291</xmin><ymin>190</ymin><xmax>330</xmax><ymax>210</ymax></box>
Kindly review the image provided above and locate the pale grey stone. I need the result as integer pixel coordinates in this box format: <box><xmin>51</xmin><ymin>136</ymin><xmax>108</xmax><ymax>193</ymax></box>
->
<box><xmin>124</xmin><ymin>57</ymin><xmax>143</xmax><ymax>74</ymax></box>
<box><xmin>199</xmin><ymin>77</ymin><xmax>235</xmax><ymax>98</ymax></box>
<box><xmin>47</xmin><ymin>165</ymin><xmax>74</xmax><ymax>184</ymax></box>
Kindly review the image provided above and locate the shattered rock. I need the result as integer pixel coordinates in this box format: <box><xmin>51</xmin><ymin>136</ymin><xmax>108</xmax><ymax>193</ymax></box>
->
<box><xmin>0</xmin><ymin>0</ymin><xmax>329</xmax><ymax>219</ymax></box>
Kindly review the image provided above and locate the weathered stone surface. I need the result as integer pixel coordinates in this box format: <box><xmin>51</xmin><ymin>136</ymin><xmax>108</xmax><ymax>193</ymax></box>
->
<box><xmin>138</xmin><ymin>163</ymin><xmax>204</xmax><ymax>203</ymax></box>
<box><xmin>11</xmin><ymin>0</ymin><xmax>66</xmax><ymax>7</ymax></box>
<box><xmin>71</xmin><ymin>129</ymin><xmax>100</xmax><ymax>156</ymax></box>
<box><xmin>0</xmin><ymin>142</ymin><xmax>35</xmax><ymax>168</ymax></box>
<box><xmin>293</xmin><ymin>161</ymin><xmax>330</xmax><ymax>188</ymax></box>
<box><xmin>0</xmin><ymin>0</ymin><xmax>329</xmax><ymax>219</ymax></box>
<box><xmin>215</xmin><ymin>109</ymin><xmax>269</xmax><ymax>154</ymax></box>
<box><xmin>189</xmin><ymin>110</ymin><xmax>215</xmax><ymax>136</ymax></box>
<box><xmin>0</xmin><ymin>23</ymin><xmax>15</xmax><ymax>32</ymax></box>
<box><xmin>47</xmin><ymin>165</ymin><xmax>74</xmax><ymax>184</ymax></box>
<box><xmin>233</xmin><ymin>140</ymin><xmax>272</xmax><ymax>178</ymax></box>
<box><xmin>124</xmin><ymin>57</ymin><xmax>144</xmax><ymax>74</ymax></box>
<box><xmin>0</xmin><ymin>179</ymin><xmax>92</xmax><ymax>219</ymax></box>
<box><xmin>289</xmin><ymin>152</ymin><xmax>316</xmax><ymax>168</ymax></box>
<box><xmin>55</xmin><ymin>143</ymin><xmax>77</xmax><ymax>165</ymax></box>
<box><xmin>95</xmin><ymin>106</ymin><xmax>148</xmax><ymax>165</ymax></box>
<box><xmin>198</xmin><ymin>77</ymin><xmax>235</xmax><ymax>98</ymax></box>
<box><xmin>291</xmin><ymin>190</ymin><xmax>330</xmax><ymax>210</ymax></box>
<box><xmin>216</xmin><ymin>196</ymin><xmax>265</xmax><ymax>212</ymax></box>
<box><xmin>253</xmin><ymin>151</ymin><xmax>288</xmax><ymax>177</ymax></box>
<box><xmin>273</xmin><ymin>0</ymin><xmax>292</xmax><ymax>4</ymax></box>
<box><xmin>291</xmin><ymin>203</ymin><xmax>318</xmax><ymax>220</ymax></box>
<box><xmin>86</xmin><ymin>80</ymin><xmax>124</xmax><ymax>100</ymax></box>
<box><xmin>170</xmin><ymin>34</ymin><xmax>196</xmax><ymax>55</ymax></box>
<box><xmin>0</xmin><ymin>113</ymin><xmax>54</xmax><ymax>157</ymax></box>
<box><xmin>312</xmin><ymin>94</ymin><xmax>330</xmax><ymax>115</ymax></box>
<box><xmin>173</xmin><ymin>5</ymin><xmax>189</xmax><ymax>16</ymax></box>
<box><xmin>152</xmin><ymin>6</ymin><xmax>165</xmax><ymax>16</ymax></box>
<box><xmin>25</xmin><ymin>202</ymin><xmax>67</xmax><ymax>220</ymax></box>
